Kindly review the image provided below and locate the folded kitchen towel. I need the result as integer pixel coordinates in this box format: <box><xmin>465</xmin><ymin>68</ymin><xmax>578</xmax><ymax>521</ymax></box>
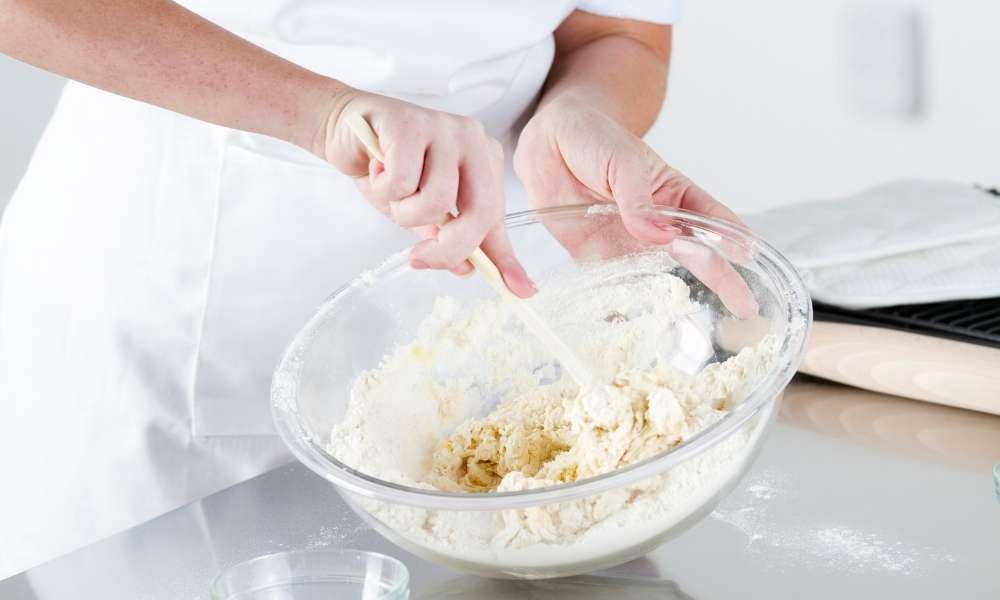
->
<box><xmin>744</xmin><ymin>180</ymin><xmax>1000</xmax><ymax>309</ymax></box>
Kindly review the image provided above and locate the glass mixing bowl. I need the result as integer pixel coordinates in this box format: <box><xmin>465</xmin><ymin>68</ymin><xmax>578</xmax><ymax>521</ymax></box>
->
<box><xmin>272</xmin><ymin>205</ymin><xmax>811</xmax><ymax>579</ymax></box>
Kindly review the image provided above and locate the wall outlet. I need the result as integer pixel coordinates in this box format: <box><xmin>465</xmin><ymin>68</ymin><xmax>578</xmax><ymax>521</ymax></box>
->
<box><xmin>842</xmin><ymin>3</ymin><xmax>926</xmax><ymax>119</ymax></box>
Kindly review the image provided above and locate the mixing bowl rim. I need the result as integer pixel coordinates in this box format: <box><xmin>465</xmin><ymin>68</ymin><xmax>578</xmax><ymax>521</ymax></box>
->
<box><xmin>271</xmin><ymin>204</ymin><xmax>812</xmax><ymax>510</ymax></box>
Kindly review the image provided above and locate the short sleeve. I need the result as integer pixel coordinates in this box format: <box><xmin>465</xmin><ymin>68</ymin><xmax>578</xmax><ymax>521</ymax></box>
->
<box><xmin>576</xmin><ymin>0</ymin><xmax>681</xmax><ymax>24</ymax></box>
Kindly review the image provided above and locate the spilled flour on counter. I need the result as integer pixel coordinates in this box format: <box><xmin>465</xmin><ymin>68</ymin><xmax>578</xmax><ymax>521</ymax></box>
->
<box><xmin>327</xmin><ymin>251</ymin><xmax>780</xmax><ymax>570</ymax></box>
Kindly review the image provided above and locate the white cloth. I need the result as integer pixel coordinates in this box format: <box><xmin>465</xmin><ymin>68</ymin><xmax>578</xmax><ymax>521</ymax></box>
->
<box><xmin>578</xmin><ymin>0</ymin><xmax>682</xmax><ymax>23</ymax></box>
<box><xmin>744</xmin><ymin>180</ymin><xmax>1000</xmax><ymax>308</ymax></box>
<box><xmin>0</xmin><ymin>0</ymin><xmax>679</xmax><ymax>579</ymax></box>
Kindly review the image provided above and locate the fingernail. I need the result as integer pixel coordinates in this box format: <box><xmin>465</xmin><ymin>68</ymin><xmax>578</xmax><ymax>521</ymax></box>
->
<box><xmin>517</xmin><ymin>267</ymin><xmax>539</xmax><ymax>293</ymax></box>
<box><xmin>502</xmin><ymin>267</ymin><xmax>538</xmax><ymax>297</ymax></box>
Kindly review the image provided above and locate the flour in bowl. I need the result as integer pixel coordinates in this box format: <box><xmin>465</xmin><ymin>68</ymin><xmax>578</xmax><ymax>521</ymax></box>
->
<box><xmin>327</xmin><ymin>251</ymin><xmax>780</xmax><ymax>575</ymax></box>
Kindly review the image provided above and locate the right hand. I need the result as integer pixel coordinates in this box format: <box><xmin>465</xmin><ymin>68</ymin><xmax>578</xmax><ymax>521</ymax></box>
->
<box><xmin>316</xmin><ymin>89</ymin><xmax>536</xmax><ymax>298</ymax></box>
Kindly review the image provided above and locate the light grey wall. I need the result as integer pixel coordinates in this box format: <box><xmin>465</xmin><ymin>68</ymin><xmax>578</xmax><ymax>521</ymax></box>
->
<box><xmin>0</xmin><ymin>56</ymin><xmax>65</xmax><ymax>212</ymax></box>
<box><xmin>651</xmin><ymin>0</ymin><xmax>1000</xmax><ymax>212</ymax></box>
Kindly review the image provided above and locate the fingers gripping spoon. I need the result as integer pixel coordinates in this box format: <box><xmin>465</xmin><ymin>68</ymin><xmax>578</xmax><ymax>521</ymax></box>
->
<box><xmin>345</xmin><ymin>112</ymin><xmax>593</xmax><ymax>388</ymax></box>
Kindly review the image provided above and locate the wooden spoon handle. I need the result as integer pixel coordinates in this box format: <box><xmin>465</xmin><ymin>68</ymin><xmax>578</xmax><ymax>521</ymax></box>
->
<box><xmin>344</xmin><ymin>112</ymin><xmax>592</xmax><ymax>387</ymax></box>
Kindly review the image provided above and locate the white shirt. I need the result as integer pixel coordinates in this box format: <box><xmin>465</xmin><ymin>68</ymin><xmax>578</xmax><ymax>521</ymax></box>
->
<box><xmin>179</xmin><ymin>1</ymin><xmax>681</xmax><ymax>135</ymax></box>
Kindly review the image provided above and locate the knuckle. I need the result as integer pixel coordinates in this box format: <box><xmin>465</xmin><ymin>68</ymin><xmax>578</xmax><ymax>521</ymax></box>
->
<box><xmin>424</xmin><ymin>253</ymin><xmax>454</xmax><ymax>269</ymax></box>
<box><xmin>400</xmin><ymin>107</ymin><xmax>431</xmax><ymax>129</ymax></box>
<box><xmin>511</xmin><ymin>148</ymin><xmax>528</xmax><ymax>177</ymax></box>
<box><xmin>368</xmin><ymin>199</ymin><xmax>391</xmax><ymax>218</ymax></box>
<box><xmin>457</xmin><ymin>116</ymin><xmax>486</xmax><ymax>138</ymax></box>
<box><xmin>389</xmin><ymin>204</ymin><xmax>415</xmax><ymax>226</ymax></box>
<box><xmin>437</xmin><ymin>233</ymin><xmax>476</xmax><ymax>266</ymax></box>
<box><xmin>389</xmin><ymin>124</ymin><xmax>429</xmax><ymax>150</ymax></box>
<box><xmin>387</xmin><ymin>174</ymin><xmax>417</xmax><ymax>198</ymax></box>
<box><xmin>491</xmin><ymin>199</ymin><xmax>504</xmax><ymax>220</ymax></box>
<box><xmin>479</xmin><ymin>214</ymin><xmax>498</xmax><ymax>238</ymax></box>
<box><xmin>389</xmin><ymin>183</ymin><xmax>412</xmax><ymax>198</ymax></box>
<box><xmin>426</xmin><ymin>190</ymin><xmax>455</xmax><ymax>214</ymax></box>
<box><xmin>447</xmin><ymin>245</ymin><xmax>475</xmax><ymax>269</ymax></box>
<box><xmin>487</xmin><ymin>138</ymin><xmax>504</xmax><ymax>161</ymax></box>
<box><xmin>459</xmin><ymin>221</ymin><xmax>489</xmax><ymax>248</ymax></box>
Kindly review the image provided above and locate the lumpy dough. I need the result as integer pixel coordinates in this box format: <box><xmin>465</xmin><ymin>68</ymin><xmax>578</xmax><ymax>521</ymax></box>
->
<box><xmin>329</xmin><ymin>252</ymin><xmax>779</xmax><ymax>509</ymax></box>
<box><xmin>327</xmin><ymin>252</ymin><xmax>783</xmax><ymax>556</ymax></box>
<box><xmin>427</xmin><ymin>342</ymin><xmax>772</xmax><ymax>493</ymax></box>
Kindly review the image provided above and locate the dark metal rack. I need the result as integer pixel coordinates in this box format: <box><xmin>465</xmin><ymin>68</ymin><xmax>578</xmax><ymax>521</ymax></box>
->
<box><xmin>813</xmin><ymin>297</ymin><xmax>1000</xmax><ymax>349</ymax></box>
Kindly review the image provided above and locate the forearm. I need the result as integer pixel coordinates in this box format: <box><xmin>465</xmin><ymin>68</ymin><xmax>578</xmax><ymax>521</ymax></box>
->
<box><xmin>539</xmin><ymin>12</ymin><xmax>671</xmax><ymax>136</ymax></box>
<box><xmin>0</xmin><ymin>0</ymin><xmax>344</xmax><ymax>152</ymax></box>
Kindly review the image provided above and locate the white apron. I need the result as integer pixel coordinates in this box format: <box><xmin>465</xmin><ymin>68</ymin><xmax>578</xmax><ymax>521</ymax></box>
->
<box><xmin>0</xmin><ymin>0</ymin><xmax>678</xmax><ymax>579</ymax></box>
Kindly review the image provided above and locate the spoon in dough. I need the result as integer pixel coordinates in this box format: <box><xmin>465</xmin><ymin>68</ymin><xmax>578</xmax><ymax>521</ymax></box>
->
<box><xmin>345</xmin><ymin>112</ymin><xmax>592</xmax><ymax>388</ymax></box>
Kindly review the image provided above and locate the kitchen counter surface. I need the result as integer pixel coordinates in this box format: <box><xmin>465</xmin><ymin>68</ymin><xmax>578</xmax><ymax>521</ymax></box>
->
<box><xmin>3</xmin><ymin>379</ymin><xmax>999</xmax><ymax>599</ymax></box>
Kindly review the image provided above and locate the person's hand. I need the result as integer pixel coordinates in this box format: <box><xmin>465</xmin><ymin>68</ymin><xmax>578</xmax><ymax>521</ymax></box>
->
<box><xmin>318</xmin><ymin>89</ymin><xmax>535</xmax><ymax>298</ymax></box>
<box><xmin>513</xmin><ymin>98</ymin><xmax>757</xmax><ymax>318</ymax></box>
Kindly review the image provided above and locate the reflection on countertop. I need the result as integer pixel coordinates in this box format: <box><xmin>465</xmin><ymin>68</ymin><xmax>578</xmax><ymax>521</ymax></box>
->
<box><xmin>780</xmin><ymin>377</ymin><xmax>1000</xmax><ymax>473</ymax></box>
<box><xmin>416</xmin><ymin>566</ymin><xmax>694</xmax><ymax>600</ymax></box>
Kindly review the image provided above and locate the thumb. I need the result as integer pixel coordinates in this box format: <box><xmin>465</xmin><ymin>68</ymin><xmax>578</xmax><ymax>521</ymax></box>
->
<box><xmin>479</xmin><ymin>225</ymin><xmax>537</xmax><ymax>298</ymax></box>
<box><xmin>477</xmin><ymin>136</ymin><xmax>535</xmax><ymax>298</ymax></box>
<box><xmin>608</xmin><ymin>152</ymin><xmax>678</xmax><ymax>245</ymax></box>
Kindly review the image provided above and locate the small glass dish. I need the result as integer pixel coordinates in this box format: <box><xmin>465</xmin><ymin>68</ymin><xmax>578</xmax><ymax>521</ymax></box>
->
<box><xmin>209</xmin><ymin>549</ymin><xmax>409</xmax><ymax>599</ymax></box>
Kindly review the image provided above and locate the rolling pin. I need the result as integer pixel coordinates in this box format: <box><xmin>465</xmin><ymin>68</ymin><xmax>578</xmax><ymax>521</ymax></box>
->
<box><xmin>801</xmin><ymin>321</ymin><xmax>1000</xmax><ymax>416</ymax></box>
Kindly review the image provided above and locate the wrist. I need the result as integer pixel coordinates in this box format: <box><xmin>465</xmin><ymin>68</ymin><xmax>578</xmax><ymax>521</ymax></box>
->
<box><xmin>534</xmin><ymin>87</ymin><xmax>639</xmax><ymax>136</ymax></box>
<box><xmin>523</xmin><ymin>93</ymin><xmax>607</xmax><ymax>144</ymax></box>
<box><xmin>287</xmin><ymin>74</ymin><xmax>358</xmax><ymax>160</ymax></box>
<box><xmin>538</xmin><ymin>86</ymin><xmax>612</xmax><ymax>117</ymax></box>
<box><xmin>535</xmin><ymin>90</ymin><xmax>587</xmax><ymax>120</ymax></box>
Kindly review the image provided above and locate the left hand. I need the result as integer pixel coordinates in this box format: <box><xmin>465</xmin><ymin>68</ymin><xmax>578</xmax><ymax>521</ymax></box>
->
<box><xmin>513</xmin><ymin>99</ymin><xmax>758</xmax><ymax>318</ymax></box>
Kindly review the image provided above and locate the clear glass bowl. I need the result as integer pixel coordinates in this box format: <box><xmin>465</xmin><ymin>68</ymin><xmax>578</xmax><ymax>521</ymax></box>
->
<box><xmin>272</xmin><ymin>205</ymin><xmax>811</xmax><ymax>579</ymax></box>
<box><xmin>209</xmin><ymin>549</ymin><xmax>409</xmax><ymax>599</ymax></box>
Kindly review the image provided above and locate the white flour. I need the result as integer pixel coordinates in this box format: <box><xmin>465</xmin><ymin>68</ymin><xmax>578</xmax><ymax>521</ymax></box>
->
<box><xmin>327</xmin><ymin>252</ymin><xmax>778</xmax><ymax>574</ymax></box>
